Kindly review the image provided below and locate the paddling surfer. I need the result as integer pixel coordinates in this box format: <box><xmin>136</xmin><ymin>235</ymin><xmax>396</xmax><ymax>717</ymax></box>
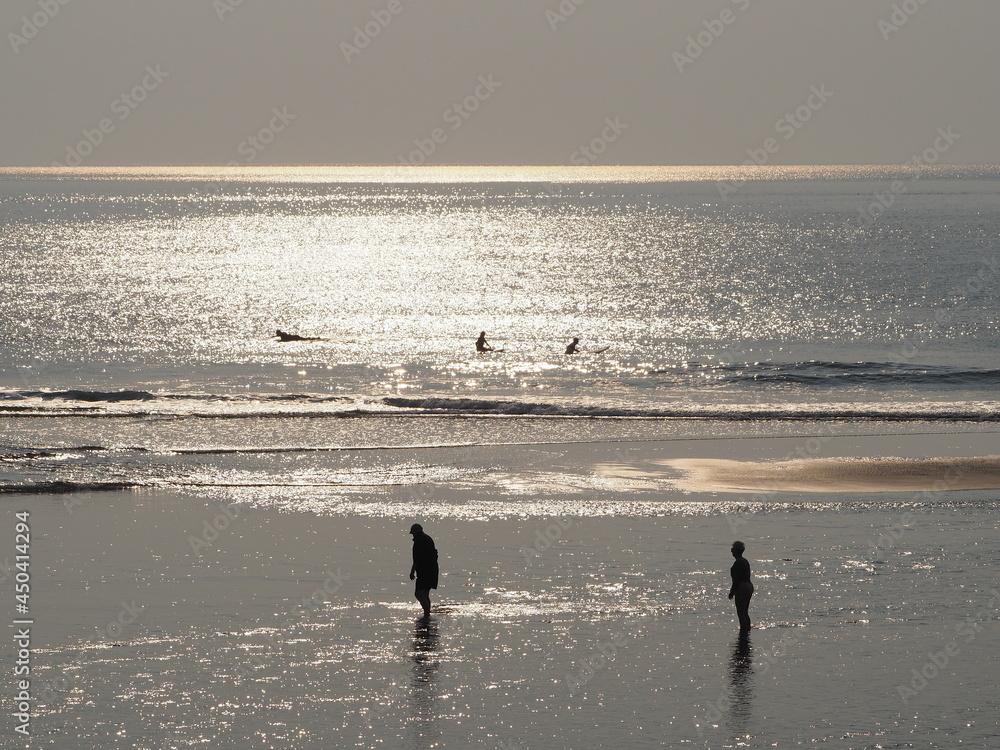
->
<box><xmin>728</xmin><ymin>541</ymin><xmax>754</xmax><ymax>632</ymax></box>
<box><xmin>409</xmin><ymin>523</ymin><xmax>439</xmax><ymax>618</ymax></box>
<box><xmin>565</xmin><ymin>337</ymin><xmax>610</xmax><ymax>354</ymax></box>
<box><xmin>275</xmin><ymin>329</ymin><xmax>322</xmax><ymax>342</ymax></box>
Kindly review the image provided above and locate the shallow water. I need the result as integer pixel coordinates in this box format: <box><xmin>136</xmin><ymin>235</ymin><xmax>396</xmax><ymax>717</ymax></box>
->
<box><xmin>17</xmin><ymin>491</ymin><xmax>1000</xmax><ymax>749</ymax></box>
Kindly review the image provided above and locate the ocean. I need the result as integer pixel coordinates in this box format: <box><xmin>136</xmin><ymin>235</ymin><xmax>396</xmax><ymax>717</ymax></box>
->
<box><xmin>1</xmin><ymin>166</ymin><xmax>998</xmax><ymax>748</ymax></box>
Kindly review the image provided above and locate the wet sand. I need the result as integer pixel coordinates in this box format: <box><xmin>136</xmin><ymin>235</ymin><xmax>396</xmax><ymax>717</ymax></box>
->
<box><xmin>659</xmin><ymin>455</ymin><xmax>1000</xmax><ymax>493</ymax></box>
<box><xmin>6</xmin><ymin>429</ymin><xmax>1000</xmax><ymax>748</ymax></box>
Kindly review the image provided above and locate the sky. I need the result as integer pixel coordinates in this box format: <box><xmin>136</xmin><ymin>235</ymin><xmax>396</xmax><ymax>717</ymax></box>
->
<box><xmin>2</xmin><ymin>0</ymin><xmax>998</xmax><ymax>167</ymax></box>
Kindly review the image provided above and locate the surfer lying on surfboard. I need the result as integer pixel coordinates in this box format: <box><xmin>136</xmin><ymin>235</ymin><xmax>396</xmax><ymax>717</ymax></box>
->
<box><xmin>274</xmin><ymin>329</ymin><xmax>325</xmax><ymax>342</ymax></box>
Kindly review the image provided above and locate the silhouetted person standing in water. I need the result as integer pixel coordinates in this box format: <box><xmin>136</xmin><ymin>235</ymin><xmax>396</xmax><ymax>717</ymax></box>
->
<box><xmin>475</xmin><ymin>331</ymin><xmax>494</xmax><ymax>352</ymax></box>
<box><xmin>565</xmin><ymin>337</ymin><xmax>580</xmax><ymax>354</ymax></box>
<box><xmin>409</xmin><ymin>523</ymin><xmax>439</xmax><ymax>618</ymax></box>
<box><xmin>728</xmin><ymin>541</ymin><xmax>753</xmax><ymax>632</ymax></box>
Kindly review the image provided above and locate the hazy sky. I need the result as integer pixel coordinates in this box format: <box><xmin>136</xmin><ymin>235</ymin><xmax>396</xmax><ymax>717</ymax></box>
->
<box><xmin>2</xmin><ymin>0</ymin><xmax>997</xmax><ymax>167</ymax></box>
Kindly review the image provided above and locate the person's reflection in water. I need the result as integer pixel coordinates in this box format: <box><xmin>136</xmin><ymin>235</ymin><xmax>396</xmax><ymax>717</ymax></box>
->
<box><xmin>725</xmin><ymin>632</ymin><xmax>754</xmax><ymax>738</ymax></box>
<box><xmin>407</xmin><ymin>618</ymin><xmax>440</xmax><ymax>749</ymax></box>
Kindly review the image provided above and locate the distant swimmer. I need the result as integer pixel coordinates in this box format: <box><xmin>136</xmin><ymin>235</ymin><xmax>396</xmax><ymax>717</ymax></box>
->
<box><xmin>565</xmin><ymin>337</ymin><xmax>580</xmax><ymax>354</ymax></box>
<box><xmin>275</xmin><ymin>329</ymin><xmax>323</xmax><ymax>342</ymax></box>
<box><xmin>408</xmin><ymin>523</ymin><xmax>439</xmax><ymax>619</ymax></box>
<box><xmin>475</xmin><ymin>331</ymin><xmax>503</xmax><ymax>353</ymax></box>
<box><xmin>728</xmin><ymin>540</ymin><xmax>754</xmax><ymax>633</ymax></box>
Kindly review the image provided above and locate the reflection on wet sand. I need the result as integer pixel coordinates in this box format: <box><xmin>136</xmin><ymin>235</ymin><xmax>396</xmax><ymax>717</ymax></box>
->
<box><xmin>408</xmin><ymin>618</ymin><xmax>440</xmax><ymax>749</ymax></box>
<box><xmin>726</xmin><ymin>633</ymin><xmax>754</xmax><ymax>737</ymax></box>
<box><xmin>663</xmin><ymin>455</ymin><xmax>1000</xmax><ymax>493</ymax></box>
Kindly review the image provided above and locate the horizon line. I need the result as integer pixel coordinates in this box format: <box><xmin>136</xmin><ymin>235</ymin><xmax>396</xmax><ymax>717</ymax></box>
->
<box><xmin>1</xmin><ymin>162</ymin><xmax>996</xmax><ymax>170</ymax></box>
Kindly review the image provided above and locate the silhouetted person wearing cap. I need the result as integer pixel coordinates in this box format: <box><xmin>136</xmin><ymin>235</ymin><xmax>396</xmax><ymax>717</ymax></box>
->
<box><xmin>409</xmin><ymin>523</ymin><xmax>439</xmax><ymax>618</ymax></box>
<box><xmin>728</xmin><ymin>540</ymin><xmax>754</xmax><ymax>632</ymax></box>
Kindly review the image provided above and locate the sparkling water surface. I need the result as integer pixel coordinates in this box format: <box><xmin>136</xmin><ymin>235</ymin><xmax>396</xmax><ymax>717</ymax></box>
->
<box><xmin>3</xmin><ymin>166</ymin><xmax>999</xmax><ymax>395</ymax></box>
